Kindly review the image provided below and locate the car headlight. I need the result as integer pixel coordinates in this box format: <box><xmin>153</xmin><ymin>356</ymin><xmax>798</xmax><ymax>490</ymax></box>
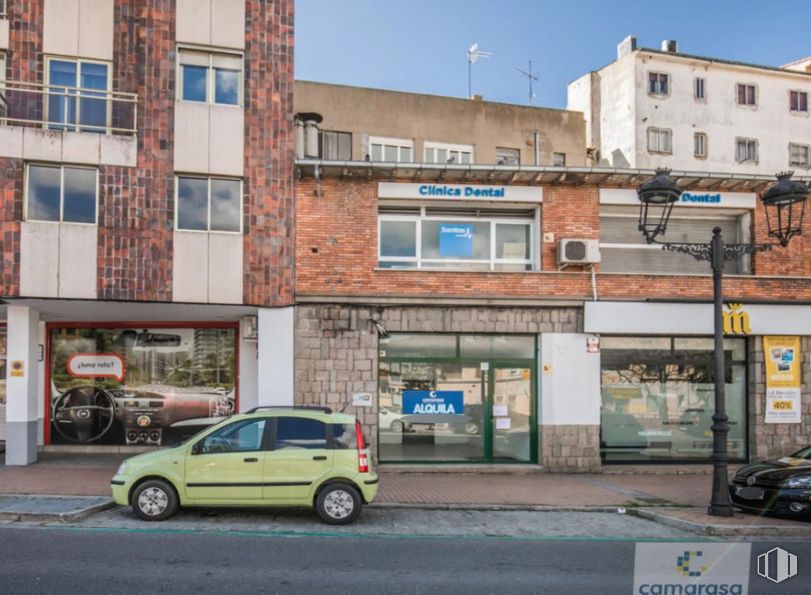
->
<box><xmin>782</xmin><ymin>475</ymin><xmax>811</xmax><ymax>489</ymax></box>
<box><xmin>115</xmin><ymin>461</ymin><xmax>129</xmax><ymax>476</ymax></box>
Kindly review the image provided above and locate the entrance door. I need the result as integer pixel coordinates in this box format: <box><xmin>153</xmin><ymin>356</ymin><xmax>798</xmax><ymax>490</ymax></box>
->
<box><xmin>488</xmin><ymin>366</ymin><xmax>534</xmax><ymax>462</ymax></box>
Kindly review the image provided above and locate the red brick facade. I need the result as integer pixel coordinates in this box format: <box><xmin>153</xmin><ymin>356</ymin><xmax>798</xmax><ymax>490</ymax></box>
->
<box><xmin>295</xmin><ymin>177</ymin><xmax>811</xmax><ymax>302</ymax></box>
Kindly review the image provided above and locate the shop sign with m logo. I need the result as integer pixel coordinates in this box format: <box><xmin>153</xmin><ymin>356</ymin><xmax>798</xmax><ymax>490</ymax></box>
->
<box><xmin>722</xmin><ymin>303</ymin><xmax>751</xmax><ymax>335</ymax></box>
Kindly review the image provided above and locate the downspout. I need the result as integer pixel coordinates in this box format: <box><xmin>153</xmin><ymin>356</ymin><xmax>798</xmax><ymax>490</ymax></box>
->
<box><xmin>533</xmin><ymin>131</ymin><xmax>540</xmax><ymax>165</ymax></box>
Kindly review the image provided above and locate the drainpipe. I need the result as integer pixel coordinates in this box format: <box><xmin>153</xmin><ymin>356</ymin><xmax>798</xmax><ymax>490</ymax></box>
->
<box><xmin>533</xmin><ymin>131</ymin><xmax>540</xmax><ymax>165</ymax></box>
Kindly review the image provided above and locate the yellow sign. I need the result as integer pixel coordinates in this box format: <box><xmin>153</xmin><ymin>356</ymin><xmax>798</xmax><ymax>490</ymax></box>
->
<box><xmin>763</xmin><ymin>336</ymin><xmax>801</xmax><ymax>389</ymax></box>
<box><xmin>722</xmin><ymin>303</ymin><xmax>751</xmax><ymax>335</ymax></box>
<box><xmin>10</xmin><ymin>360</ymin><xmax>24</xmax><ymax>377</ymax></box>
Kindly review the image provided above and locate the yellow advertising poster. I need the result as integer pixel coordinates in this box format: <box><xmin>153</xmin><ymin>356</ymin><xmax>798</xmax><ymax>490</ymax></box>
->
<box><xmin>763</xmin><ymin>336</ymin><xmax>802</xmax><ymax>424</ymax></box>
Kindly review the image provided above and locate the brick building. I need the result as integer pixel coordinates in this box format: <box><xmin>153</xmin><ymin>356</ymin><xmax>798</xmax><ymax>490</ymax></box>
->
<box><xmin>293</xmin><ymin>160</ymin><xmax>811</xmax><ymax>471</ymax></box>
<box><xmin>0</xmin><ymin>0</ymin><xmax>295</xmax><ymax>464</ymax></box>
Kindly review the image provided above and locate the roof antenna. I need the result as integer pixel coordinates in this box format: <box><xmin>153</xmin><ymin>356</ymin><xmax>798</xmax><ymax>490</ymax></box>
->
<box><xmin>515</xmin><ymin>60</ymin><xmax>539</xmax><ymax>105</ymax></box>
<box><xmin>467</xmin><ymin>42</ymin><xmax>493</xmax><ymax>99</ymax></box>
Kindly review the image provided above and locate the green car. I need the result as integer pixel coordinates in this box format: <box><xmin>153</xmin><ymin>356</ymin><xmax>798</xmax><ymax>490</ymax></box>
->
<box><xmin>110</xmin><ymin>406</ymin><xmax>378</xmax><ymax>525</ymax></box>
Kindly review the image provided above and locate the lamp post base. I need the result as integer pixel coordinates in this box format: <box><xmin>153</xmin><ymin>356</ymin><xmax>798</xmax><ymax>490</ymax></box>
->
<box><xmin>708</xmin><ymin>503</ymin><xmax>735</xmax><ymax>517</ymax></box>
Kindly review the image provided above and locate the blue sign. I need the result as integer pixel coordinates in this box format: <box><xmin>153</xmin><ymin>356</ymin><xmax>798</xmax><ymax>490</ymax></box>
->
<box><xmin>681</xmin><ymin>193</ymin><xmax>721</xmax><ymax>204</ymax></box>
<box><xmin>402</xmin><ymin>390</ymin><xmax>464</xmax><ymax>415</ymax></box>
<box><xmin>438</xmin><ymin>223</ymin><xmax>474</xmax><ymax>257</ymax></box>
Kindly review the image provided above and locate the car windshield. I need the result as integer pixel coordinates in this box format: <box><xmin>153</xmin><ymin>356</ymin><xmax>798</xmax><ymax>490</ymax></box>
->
<box><xmin>791</xmin><ymin>445</ymin><xmax>811</xmax><ymax>459</ymax></box>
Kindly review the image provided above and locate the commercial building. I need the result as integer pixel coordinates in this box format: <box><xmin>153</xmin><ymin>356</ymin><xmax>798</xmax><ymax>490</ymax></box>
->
<box><xmin>568</xmin><ymin>36</ymin><xmax>811</xmax><ymax>174</ymax></box>
<box><xmin>0</xmin><ymin>0</ymin><xmax>295</xmax><ymax>464</ymax></box>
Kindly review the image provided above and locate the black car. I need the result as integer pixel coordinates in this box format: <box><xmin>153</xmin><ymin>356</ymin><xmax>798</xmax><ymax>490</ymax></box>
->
<box><xmin>730</xmin><ymin>445</ymin><xmax>811</xmax><ymax>518</ymax></box>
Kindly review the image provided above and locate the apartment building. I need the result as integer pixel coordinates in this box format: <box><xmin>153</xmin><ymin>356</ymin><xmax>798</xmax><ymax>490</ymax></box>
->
<box><xmin>0</xmin><ymin>0</ymin><xmax>295</xmax><ymax>464</ymax></box>
<box><xmin>568</xmin><ymin>36</ymin><xmax>811</xmax><ymax>174</ymax></box>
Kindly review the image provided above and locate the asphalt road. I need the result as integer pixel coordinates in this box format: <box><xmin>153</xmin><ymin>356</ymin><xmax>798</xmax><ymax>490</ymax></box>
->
<box><xmin>1</xmin><ymin>524</ymin><xmax>810</xmax><ymax>594</ymax></box>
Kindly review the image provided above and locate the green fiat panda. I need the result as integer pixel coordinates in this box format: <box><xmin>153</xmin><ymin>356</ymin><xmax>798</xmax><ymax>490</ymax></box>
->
<box><xmin>110</xmin><ymin>407</ymin><xmax>378</xmax><ymax>525</ymax></box>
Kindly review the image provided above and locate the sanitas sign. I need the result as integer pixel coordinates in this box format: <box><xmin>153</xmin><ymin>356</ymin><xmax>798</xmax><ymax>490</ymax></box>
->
<box><xmin>379</xmin><ymin>182</ymin><xmax>542</xmax><ymax>202</ymax></box>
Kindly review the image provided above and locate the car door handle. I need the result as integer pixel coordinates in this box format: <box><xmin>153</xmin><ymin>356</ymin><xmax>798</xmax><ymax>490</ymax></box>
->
<box><xmin>312</xmin><ymin>456</ymin><xmax>327</xmax><ymax>461</ymax></box>
<box><xmin>243</xmin><ymin>457</ymin><xmax>258</xmax><ymax>463</ymax></box>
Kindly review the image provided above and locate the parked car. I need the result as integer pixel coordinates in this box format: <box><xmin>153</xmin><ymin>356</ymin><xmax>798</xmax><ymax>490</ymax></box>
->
<box><xmin>378</xmin><ymin>405</ymin><xmax>412</xmax><ymax>433</ymax></box>
<box><xmin>730</xmin><ymin>445</ymin><xmax>811</xmax><ymax>518</ymax></box>
<box><xmin>110</xmin><ymin>407</ymin><xmax>378</xmax><ymax>524</ymax></box>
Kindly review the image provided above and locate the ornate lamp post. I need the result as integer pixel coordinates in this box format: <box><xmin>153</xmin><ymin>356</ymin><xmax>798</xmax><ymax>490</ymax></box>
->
<box><xmin>636</xmin><ymin>169</ymin><xmax>809</xmax><ymax>517</ymax></box>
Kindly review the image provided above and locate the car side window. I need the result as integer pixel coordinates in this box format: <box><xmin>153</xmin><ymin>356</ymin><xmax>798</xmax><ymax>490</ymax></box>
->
<box><xmin>331</xmin><ymin>423</ymin><xmax>357</xmax><ymax>449</ymax></box>
<box><xmin>275</xmin><ymin>417</ymin><xmax>327</xmax><ymax>450</ymax></box>
<box><xmin>197</xmin><ymin>418</ymin><xmax>266</xmax><ymax>454</ymax></box>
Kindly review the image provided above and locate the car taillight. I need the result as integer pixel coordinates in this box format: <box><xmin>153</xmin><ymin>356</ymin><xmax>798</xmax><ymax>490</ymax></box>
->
<box><xmin>356</xmin><ymin>420</ymin><xmax>369</xmax><ymax>473</ymax></box>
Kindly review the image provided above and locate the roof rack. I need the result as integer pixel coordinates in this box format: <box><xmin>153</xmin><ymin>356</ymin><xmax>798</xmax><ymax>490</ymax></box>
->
<box><xmin>244</xmin><ymin>405</ymin><xmax>333</xmax><ymax>414</ymax></box>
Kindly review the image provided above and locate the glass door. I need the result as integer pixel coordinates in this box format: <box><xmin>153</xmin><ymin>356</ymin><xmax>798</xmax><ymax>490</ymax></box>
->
<box><xmin>489</xmin><ymin>365</ymin><xmax>534</xmax><ymax>462</ymax></box>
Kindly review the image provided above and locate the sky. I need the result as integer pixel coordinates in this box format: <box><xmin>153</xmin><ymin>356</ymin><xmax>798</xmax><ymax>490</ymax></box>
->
<box><xmin>296</xmin><ymin>0</ymin><xmax>811</xmax><ymax>110</ymax></box>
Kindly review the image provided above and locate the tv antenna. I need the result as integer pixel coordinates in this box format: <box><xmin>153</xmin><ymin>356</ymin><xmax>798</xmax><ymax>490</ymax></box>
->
<box><xmin>515</xmin><ymin>60</ymin><xmax>539</xmax><ymax>105</ymax></box>
<box><xmin>467</xmin><ymin>43</ymin><xmax>492</xmax><ymax>99</ymax></box>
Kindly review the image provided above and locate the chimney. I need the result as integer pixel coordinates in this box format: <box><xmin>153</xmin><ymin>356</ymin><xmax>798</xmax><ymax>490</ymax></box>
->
<box><xmin>294</xmin><ymin>112</ymin><xmax>323</xmax><ymax>159</ymax></box>
<box><xmin>617</xmin><ymin>35</ymin><xmax>637</xmax><ymax>60</ymax></box>
<box><xmin>661</xmin><ymin>39</ymin><xmax>678</xmax><ymax>53</ymax></box>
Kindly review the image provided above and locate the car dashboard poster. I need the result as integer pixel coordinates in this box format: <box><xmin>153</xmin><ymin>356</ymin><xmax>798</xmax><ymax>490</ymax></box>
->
<box><xmin>763</xmin><ymin>336</ymin><xmax>802</xmax><ymax>424</ymax></box>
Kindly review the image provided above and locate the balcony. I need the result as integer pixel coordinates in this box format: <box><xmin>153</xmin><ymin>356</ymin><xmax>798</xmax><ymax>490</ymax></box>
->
<box><xmin>0</xmin><ymin>80</ymin><xmax>138</xmax><ymax>166</ymax></box>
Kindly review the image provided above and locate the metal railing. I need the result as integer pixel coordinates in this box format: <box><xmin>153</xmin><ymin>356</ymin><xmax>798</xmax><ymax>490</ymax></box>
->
<box><xmin>0</xmin><ymin>80</ymin><xmax>138</xmax><ymax>135</ymax></box>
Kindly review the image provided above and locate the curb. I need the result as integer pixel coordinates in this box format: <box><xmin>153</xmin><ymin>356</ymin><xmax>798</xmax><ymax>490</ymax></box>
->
<box><xmin>0</xmin><ymin>498</ymin><xmax>116</xmax><ymax>524</ymax></box>
<box><xmin>369</xmin><ymin>502</ymin><xmax>685</xmax><ymax>512</ymax></box>
<box><xmin>633</xmin><ymin>508</ymin><xmax>811</xmax><ymax>537</ymax></box>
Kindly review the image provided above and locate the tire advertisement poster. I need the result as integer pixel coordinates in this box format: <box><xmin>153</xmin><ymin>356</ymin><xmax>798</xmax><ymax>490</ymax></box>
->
<box><xmin>763</xmin><ymin>336</ymin><xmax>802</xmax><ymax>424</ymax></box>
<box><xmin>49</xmin><ymin>326</ymin><xmax>237</xmax><ymax>446</ymax></box>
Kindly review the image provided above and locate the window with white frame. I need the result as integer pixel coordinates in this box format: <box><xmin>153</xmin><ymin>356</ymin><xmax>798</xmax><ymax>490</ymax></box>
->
<box><xmin>552</xmin><ymin>152</ymin><xmax>566</xmax><ymax>167</ymax></box>
<box><xmin>790</xmin><ymin>90</ymin><xmax>808</xmax><ymax>113</ymax></box>
<box><xmin>0</xmin><ymin>0</ymin><xmax>6</xmax><ymax>17</ymax></box>
<box><xmin>319</xmin><ymin>130</ymin><xmax>352</xmax><ymax>160</ymax></box>
<box><xmin>176</xmin><ymin>176</ymin><xmax>242</xmax><ymax>232</ymax></box>
<box><xmin>600</xmin><ymin>206</ymin><xmax>749</xmax><ymax>275</ymax></box>
<box><xmin>648</xmin><ymin>72</ymin><xmax>669</xmax><ymax>95</ymax></box>
<box><xmin>178</xmin><ymin>48</ymin><xmax>242</xmax><ymax>106</ymax></box>
<box><xmin>694</xmin><ymin>132</ymin><xmax>707</xmax><ymax>159</ymax></box>
<box><xmin>424</xmin><ymin>142</ymin><xmax>474</xmax><ymax>165</ymax></box>
<box><xmin>368</xmin><ymin>136</ymin><xmax>413</xmax><ymax>163</ymax></box>
<box><xmin>26</xmin><ymin>164</ymin><xmax>98</xmax><ymax>224</ymax></box>
<box><xmin>735</xmin><ymin>138</ymin><xmax>758</xmax><ymax>163</ymax></box>
<box><xmin>694</xmin><ymin>77</ymin><xmax>706</xmax><ymax>100</ymax></box>
<box><xmin>378</xmin><ymin>206</ymin><xmax>536</xmax><ymax>271</ymax></box>
<box><xmin>46</xmin><ymin>57</ymin><xmax>111</xmax><ymax>132</ymax></box>
<box><xmin>496</xmin><ymin>147</ymin><xmax>520</xmax><ymax>165</ymax></box>
<box><xmin>647</xmin><ymin>127</ymin><xmax>672</xmax><ymax>154</ymax></box>
<box><xmin>736</xmin><ymin>83</ymin><xmax>756</xmax><ymax>106</ymax></box>
<box><xmin>789</xmin><ymin>143</ymin><xmax>810</xmax><ymax>167</ymax></box>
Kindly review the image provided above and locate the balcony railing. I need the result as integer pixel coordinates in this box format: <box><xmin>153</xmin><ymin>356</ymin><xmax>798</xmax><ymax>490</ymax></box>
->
<box><xmin>0</xmin><ymin>80</ymin><xmax>138</xmax><ymax>135</ymax></box>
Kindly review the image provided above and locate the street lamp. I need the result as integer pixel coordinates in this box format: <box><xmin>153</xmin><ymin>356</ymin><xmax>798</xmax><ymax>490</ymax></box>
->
<box><xmin>636</xmin><ymin>169</ymin><xmax>809</xmax><ymax>517</ymax></box>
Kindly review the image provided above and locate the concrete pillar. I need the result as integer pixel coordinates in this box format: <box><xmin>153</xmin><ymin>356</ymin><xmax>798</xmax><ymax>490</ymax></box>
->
<box><xmin>5</xmin><ymin>306</ymin><xmax>40</xmax><ymax>465</ymax></box>
<box><xmin>238</xmin><ymin>332</ymin><xmax>258</xmax><ymax>412</ymax></box>
<box><xmin>257</xmin><ymin>307</ymin><xmax>294</xmax><ymax>407</ymax></box>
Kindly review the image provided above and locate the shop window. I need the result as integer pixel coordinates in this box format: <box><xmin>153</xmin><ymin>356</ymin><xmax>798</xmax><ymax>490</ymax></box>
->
<box><xmin>599</xmin><ymin>206</ymin><xmax>750</xmax><ymax>275</ymax></box>
<box><xmin>496</xmin><ymin>147</ymin><xmax>520</xmax><ymax>165</ymax></box>
<box><xmin>790</xmin><ymin>143</ymin><xmax>810</xmax><ymax>168</ymax></box>
<box><xmin>600</xmin><ymin>336</ymin><xmax>747</xmax><ymax>463</ymax></box>
<box><xmin>736</xmin><ymin>138</ymin><xmax>758</xmax><ymax>163</ymax></box>
<box><xmin>736</xmin><ymin>83</ymin><xmax>756</xmax><ymax>106</ymax></box>
<box><xmin>178</xmin><ymin>48</ymin><xmax>243</xmax><ymax>106</ymax></box>
<box><xmin>368</xmin><ymin>136</ymin><xmax>413</xmax><ymax>163</ymax></box>
<box><xmin>319</xmin><ymin>130</ymin><xmax>352</xmax><ymax>160</ymax></box>
<box><xmin>647</xmin><ymin>127</ymin><xmax>672</xmax><ymax>154</ymax></box>
<box><xmin>176</xmin><ymin>175</ymin><xmax>242</xmax><ymax>233</ymax></box>
<box><xmin>648</xmin><ymin>72</ymin><xmax>669</xmax><ymax>96</ymax></box>
<box><xmin>49</xmin><ymin>326</ymin><xmax>237</xmax><ymax>446</ymax></box>
<box><xmin>694</xmin><ymin>77</ymin><xmax>706</xmax><ymax>101</ymax></box>
<box><xmin>424</xmin><ymin>142</ymin><xmax>474</xmax><ymax>165</ymax></box>
<box><xmin>378</xmin><ymin>206</ymin><xmax>536</xmax><ymax>271</ymax></box>
<box><xmin>26</xmin><ymin>164</ymin><xmax>97</xmax><ymax>224</ymax></box>
<box><xmin>46</xmin><ymin>57</ymin><xmax>110</xmax><ymax>132</ymax></box>
<box><xmin>790</xmin><ymin>90</ymin><xmax>808</xmax><ymax>113</ymax></box>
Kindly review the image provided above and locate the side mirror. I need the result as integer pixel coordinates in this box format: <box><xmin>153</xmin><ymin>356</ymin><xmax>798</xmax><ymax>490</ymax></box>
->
<box><xmin>191</xmin><ymin>441</ymin><xmax>203</xmax><ymax>455</ymax></box>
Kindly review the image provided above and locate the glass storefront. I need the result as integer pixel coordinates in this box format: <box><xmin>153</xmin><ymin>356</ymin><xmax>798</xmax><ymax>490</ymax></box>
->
<box><xmin>48</xmin><ymin>325</ymin><xmax>237</xmax><ymax>446</ymax></box>
<box><xmin>378</xmin><ymin>333</ymin><xmax>536</xmax><ymax>463</ymax></box>
<box><xmin>600</xmin><ymin>336</ymin><xmax>747</xmax><ymax>463</ymax></box>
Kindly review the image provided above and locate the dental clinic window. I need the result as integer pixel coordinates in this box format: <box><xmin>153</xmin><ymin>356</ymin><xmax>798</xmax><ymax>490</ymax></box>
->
<box><xmin>46</xmin><ymin>57</ymin><xmax>110</xmax><ymax>132</ymax></box>
<box><xmin>599</xmin><ymin>206</ymin><xmax>750</xmax><ymax>275</ymax></box>
<box><xmin>368</xmin><ymin>136</ymin><xmax>413</xmax><ymax>163</ymax></box>
<box><xmin>601</xmin><ymin>336</ymin><xmax>747</xmax><ymax>463</ymax></box>
<box><xmin>26</xmin><ymin>164</ymin><xmax>97</xmax><ymax>224</ymax></box>
<box><xmin>178</xmin><ymin>48</ymin><xmax>242</xmax><ymax>106</ymax></box>
<box><xmin>379</xmin><ymin>206</ymin><xmax>536</xmax><ymax>271</ymax></box>
<box><xmin>176</xmin><ymin>176</ymin><xmax>242</xmax><ymax>232</ymax></box>
<box><xmin>424</xmin><ymin>142</ymin><xmax>474</xmax><ymax>165</ymax></box>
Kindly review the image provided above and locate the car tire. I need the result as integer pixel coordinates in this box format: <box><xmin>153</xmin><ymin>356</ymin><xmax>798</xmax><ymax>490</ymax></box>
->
<box><xmin>131</xmin><ymin>479</ymin><xmax>179</xmax><ymax>521</ymax></box>
<box><xmin>390</xmin><ymin>420</ymin><xmax>404</xmax><ymax>433</ymax></box>
<box><xmin>316</xmin><ymin>483</ymin><xmax>362</xmax><ymax>525</ymax></box>
<box><xmin>464</xmin><ymin>421</ymin><xmax>480</xmax><ymax>435</ymax></box>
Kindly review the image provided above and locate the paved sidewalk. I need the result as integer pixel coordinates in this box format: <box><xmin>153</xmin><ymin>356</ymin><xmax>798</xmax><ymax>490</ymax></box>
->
<box><xmin>636</xmin><ymin>507</ymin><xmax>811</xmax><ymax>537</ymax></box>
<box><xmin>0</xmin><ymin>495</ymin><xmax>113</xmax><ymax>522</ymax></box>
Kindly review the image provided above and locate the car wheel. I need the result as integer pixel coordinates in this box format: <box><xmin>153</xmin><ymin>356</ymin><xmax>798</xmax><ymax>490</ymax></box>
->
<box><xmin>316</xmin><ymin>483</ymin><xmax>362</xmax><ymax>525</ymax></box>
<box><xmin>390</xmin><ymin>420</ymin><xmax>404</xmax><ymax>433</ymax></box>
<box><xmin>464</xmin><ymin>421</ymin><xmax>480</xmax><ymax>435</ymax></box>
<box><xmin>131</xmin><ymin>479</ymin><xmax>178</xmax><ymax>521</ymax></box>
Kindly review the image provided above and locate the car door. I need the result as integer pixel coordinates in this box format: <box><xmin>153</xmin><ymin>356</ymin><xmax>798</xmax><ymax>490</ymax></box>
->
<box><xmin>262</xmin><ymin>416</ymin><xmax>334</xmax><ymax>501</ymax></box>
<box><xmin>184</xmin><ymin>417</ymin><xmax>269</xmax><ymax>501</ymax></box>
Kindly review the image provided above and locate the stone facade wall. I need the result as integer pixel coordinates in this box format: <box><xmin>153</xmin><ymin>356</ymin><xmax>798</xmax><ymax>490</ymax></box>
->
<box><xmin>749</xmin><ymin>336</ymin><xmax>811</xmax><ymax>460</ymax></box>
<box><xmin>541</xmin><ymin>425</ymin><xmax>601</xmax><ymax>472</ymax></box>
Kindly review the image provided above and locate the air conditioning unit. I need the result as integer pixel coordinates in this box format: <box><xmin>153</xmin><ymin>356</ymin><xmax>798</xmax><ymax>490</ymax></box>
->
<box><xmin>241</xmin><ymin>316</ymin><xmax>258</xmax><ymax>341</ymax></box>
<box><xmin>557</xmin><ymin>239</ymin><xmax>600</xmax><ymax>265</ymax></box>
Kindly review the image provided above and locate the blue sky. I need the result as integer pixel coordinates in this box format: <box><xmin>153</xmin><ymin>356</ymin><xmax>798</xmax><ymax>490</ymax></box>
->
<box><xmin>296</xmin><ymin>0</ymin><xmax>811</xmax><ymax>109</ymax></box>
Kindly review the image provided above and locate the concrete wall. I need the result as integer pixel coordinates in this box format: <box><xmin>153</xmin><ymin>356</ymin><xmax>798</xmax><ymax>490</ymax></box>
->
<box><xmin>172</xmin><ymin>231</ymin><xmax>243</xmax><ymax>304</ymax></box>
<box><xmin>295</xmin><ymin>81</ymin><xmax>587</xmax><ymax>166</ymax></box>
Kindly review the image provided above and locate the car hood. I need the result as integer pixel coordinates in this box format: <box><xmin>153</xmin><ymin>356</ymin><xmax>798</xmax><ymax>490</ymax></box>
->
<box><xmin>735</xmin><ymin>456</ymin><xmax>811</xmax><ymax>483</ymax></box>
<box><xmin>121</xmin><ymin>445</ymin><xmax>185</xmax><ymax>468</ymax></box>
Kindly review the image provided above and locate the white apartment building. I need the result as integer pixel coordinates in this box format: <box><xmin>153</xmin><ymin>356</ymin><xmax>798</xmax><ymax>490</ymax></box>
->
<box><xmin>568</xmin><ymin>36</ymin><xmax>811</xmax><ymax>174</ymax></box>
